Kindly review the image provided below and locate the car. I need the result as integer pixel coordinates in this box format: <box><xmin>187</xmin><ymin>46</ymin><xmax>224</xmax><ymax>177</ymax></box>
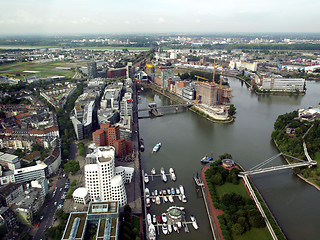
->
<box><xmin>40</xmin><ymin>216</ymin><xmax>44</xmax><ymax>221</ymax></box>
<box><xmin>54</xmin><ymin>201</ymin><xmax>57</xmax><ymax>206</ymax></box>
<box><xmin>60</xmin><ymin>188</ymin><xmax>62</xmax><ymax>191</ymax></box>
<box><xmin>36</xmin><ymin>224</ymin><xmax>39</xmax><ymax>228</ymax></box>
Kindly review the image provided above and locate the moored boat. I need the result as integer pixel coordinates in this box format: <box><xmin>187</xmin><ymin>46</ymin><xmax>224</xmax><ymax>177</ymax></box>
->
<box><xmin>144</xmin><ymin>173</ymin><xmax>149</xmax><ymax>183</ymax></box>
<box><xmin>162</xmin><ymin>224</ymin><xmax>168</xmax><ymax>235</ymax></box>
<box><xmin>161</xmin><ymin>213</ymin><xmax>167</xmax><ymax>223</ymax></box>
<box><xmin>179</xmin><ymin>185</ymin><xmax>185</xmax><ymax>195</ymax></box>
<box><xmin>162</xmin><ymin>173</ymin><xmax>167</xmax><ymax>182</ymax></box>
<box><xmin>169</xmin><ymin>168</ymin><xmax>176</xmax><ymax>181</ymax></box>
<box><xmin>181</xmin><ymin>194</ymin><xmax>187</xmax><ymax>203</ymax></box>
<box><xmin>145</xmin><ymin>188</ymin><xmax>150</xmax><ymax>198</ymax></box>
<box><xmin>151</xmin><ymin>168</ymin><xmax>156</xmax><ymax>175</ymax></box>
<box><xmin>201</xmin><ymin>155</ymin><xmax>213</xmax><ymax>164</ymax></box>
<box><xmin>167</xmin><ymin>188</ymin><xmax>171</xmax><ymax>195</ymax></box>
<box><xmin>168</xmin><ymin>195</ymin><xmax>174</xmax><ymax>203</ymax></box>
<box><xmin>146</xmin><ymin>197</ymin><xmax>151</xmax><ymax>207</ymax></box>
<box><xmin>152</xmin><ymin>215</ymin><xmax>157</xmax><ymax>224</ymax></box>
<box><xmin>190</xmin><ymin>215</ymin><xmax>199</xmax><ymax>230</ymax></box>
<box><xmin>160</xmin><ymin>167</ymin><xmax>165</xmax><ymax>174</ymax></box>
<box><xmin>168</xmin><ymin>224</ymin><xmax>172</xmax><ymax>233</ymax></box>
<box><xmin>157</xmin><ymin>215</ymin><xmax>162</xmax><ymax>224</ymax></box>
<box><xmin>148</xmin><ymin>224</ymin><xmax>156</xmax><ymax>240</ymax></box>
<box><xmin>176</xmin><ymin>187</ymin><xmax>180</xmax><ymax>195</ymax></box>
<box><xmin>154</xmin><ymin>189</ymin><xmax>158</xmax><ymax>196</ymax></box>
<box><xmin>155</xmin><ymin>196</ymin><xmax>161</xmax><ymax>205</ymax></box>
<box><xmin>171</xmin><ymin>187</ymin><xmax>175</xmax><ymax>195</ymax></box>
<box><xmin>163</xmin><ymin>195</ymin><xmax>168</xmax><ymax>202</ymax></box>
<box><xmin>173</xmin><ymin>223</ymin><xmax>178</xmax><ymax>232</ymax></box>
<box><xmin>177</xmin><ymin>221</ymin><xmax>182</xmax><ymax>228</ymax></box>
<box><xmin>147</xmin><ymin>213</ymin><xmax>152</xmax><ymax>225</ymax></box>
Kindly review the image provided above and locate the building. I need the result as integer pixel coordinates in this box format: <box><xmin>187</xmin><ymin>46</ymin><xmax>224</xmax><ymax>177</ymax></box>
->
<box><xmin>61</xmin><ymin>201</ymin><xmax>119</xmax><ymax>240</ymax></box>
<box><xmin>84</xmin><ymin>146</ymin><xmax>127</xmax><ymax>206</ymax></box>
<box><xmin>92</xmin><ymin>129</ymin><xmax>106</xmax><ymax>146</ymax></box>
<box><xmin>71</xmin><ymin>117</ymin><xmax>84</xmax><ymax>140</ymax></box>
<box><xmin>92</xmin><ymin>123</ymin><xmax>132</xmax><ymax>158</ymax></box>
<box><xmin>87</xmin><ymin>61</ymin><xmax>98</xmax><ymax>80</ymax></box>
<box><xmin>11</xmin><ymin>189</ymin><xmax>41</xmax><ymax>225</ymax></box>
<box><xmin>31</xmin><ymin>177</ymin><xmax>49</xmax><ymax>203</ymax></box>
<box><xmin>72</xmin><ymin>187</ymin><xmax>89</xmax><ymax>205</ymax></box>
<box><xmin>120</xmin><ymin>93</ymin><xmax>133</xmax><ymax>117</ymax></box>
<box><xmin>159</xmin><ymin>66</ymin><xmax>174</xmax><ymax>89</ymax></box>
<box><xmin>0</xmin><ymin>153</ymin><xmax>21</xmax><ymax>171</ymax></box>
<box><xmin>229</xmin><ymin>60</ymin><xmax>257</xmax><ymax>72</ymax></box>
<box><xmin>0</xmin><ymin>183</ymin><xmax>23</xmax><ymax>207</ymax></box>
<box><xmin>114</xmin><ymin>166</ymin><xmax>134</xmax><ymax>183</ymax></box>
<box><xmin>260</xmin><ymin>77</ymin><xmax>305</xmax><ymax>92</ymax></box>
<box><xmin>107</xmin><ymin>67</ymin><xmax>126</xmax><ymax>79</ymax></box>
<box><xmin>0</xmin><ymin>207</ymin><xmax>17</xmax><ymax>232</ymax></box>
<box><xmin>197</xmin><ymin>81</ymin><xmax>219</xmax><ymax>106</ymax></box>
<box><xmin>13</xmin><ymin>163</ymin><xmax>47</xmax><ymax>184</ymax></box>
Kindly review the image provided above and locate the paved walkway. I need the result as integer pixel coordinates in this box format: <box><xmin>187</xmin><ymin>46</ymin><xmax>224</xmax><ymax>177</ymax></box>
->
<box><xmin>201</xmin><ymin>166</ymin><xmax>224</xmax><ymax>240</ymax></box>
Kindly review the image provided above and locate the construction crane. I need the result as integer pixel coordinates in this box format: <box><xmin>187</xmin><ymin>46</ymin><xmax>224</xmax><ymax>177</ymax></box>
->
<box><xmin>195</xmin><ymin>75</ymin><xmax>209</xmax><ymax>104</ymax></box>
<box><xmin>212</xmin><ymin>60</ymin><xmax>216</xmax><ymax>83</ymax></box>
<box><xmin>219</xmin><ymin>69</ymin><xmax>224</xmax><ymax>105</ymax></box>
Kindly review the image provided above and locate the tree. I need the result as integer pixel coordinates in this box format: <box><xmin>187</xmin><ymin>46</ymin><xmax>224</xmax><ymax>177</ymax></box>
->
<box><xmin>229</xmin><ymin>104</ymin><xmax>236</xmax><ymax>116</ymax></box>
<box><xmin>63</xmin><ymin>160</ymin><xmax>80</xmax><ymax>175</ymax></box>
<box><xmin>232</xmin><ymin>223</ymin><xmax>245</xmax><ymax>235</ymax></box>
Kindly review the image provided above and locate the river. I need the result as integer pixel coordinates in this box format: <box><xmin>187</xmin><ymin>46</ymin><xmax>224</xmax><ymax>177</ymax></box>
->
<box><xmin>138</xmin><ymin>78</ymin><xmax>320</xmax><ymax>240</ymax></box>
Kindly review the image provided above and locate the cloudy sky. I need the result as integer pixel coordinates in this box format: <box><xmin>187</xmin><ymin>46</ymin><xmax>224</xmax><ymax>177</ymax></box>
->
<box><xmin>0</xmin><ymin>0</ymin><xmax>319</xmax><ymax>35</ymax></box>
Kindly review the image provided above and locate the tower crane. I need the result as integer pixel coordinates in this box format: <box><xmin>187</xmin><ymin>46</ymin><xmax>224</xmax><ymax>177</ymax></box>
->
<box><xmin>219</xmin><ymin>69</ymin><xmax>224</xmax><ymax>105</ymax></box>
<box><xmin>195</xmin><ymin>75</ymin><xmax>209</xmax><ymax>104</ymax></box>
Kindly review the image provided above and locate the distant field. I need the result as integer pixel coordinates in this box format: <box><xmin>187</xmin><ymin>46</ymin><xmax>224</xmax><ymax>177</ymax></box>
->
<box><xmin>314</xmin><ymin>152</ymin><xmax>320</xmax><ymax>162</ymax></box>
<box><xmin>73</xmin><ymin>46</ymin><xmax>149</xmax><ymax>50</ymax></box>
<box><xmin>0</xmin><ymin>61</ymin><xmax>79</xmax><ymax>79</ymax></box>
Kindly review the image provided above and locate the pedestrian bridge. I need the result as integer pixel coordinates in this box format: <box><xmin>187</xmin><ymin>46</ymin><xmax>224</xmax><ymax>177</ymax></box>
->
<box><xmin>238</xmin><ymin>153</ymin><xmax>317</xmax><ymax>176</ymax></box>
<box><xmin>138</xmin><ymin>103</ymin><xmax>193</xmax><ymax>112</ymax></box>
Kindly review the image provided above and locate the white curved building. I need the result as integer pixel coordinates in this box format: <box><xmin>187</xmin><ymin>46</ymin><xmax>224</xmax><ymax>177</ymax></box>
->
<box><xmin>110</xmin><ymin>175</ymin><xmax>127</xmax><ymax>206</ymax></box>
<box><xmin>84</xmin><ymin>146</ymin><xmax>127</xmax><ymax>206</ymax></box>
<box><xmin>73</xmin><ymin>187</ymin><xmax>89</xmax><ymax>204</ymax></box>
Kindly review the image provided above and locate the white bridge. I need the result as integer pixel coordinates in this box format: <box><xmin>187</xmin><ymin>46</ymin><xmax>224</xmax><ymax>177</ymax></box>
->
<box><xmin>238</xmin><ymin>153</ymin><xmax>317</xmax><ymax>177</ymax></box>
<box><xmin>238</xmin><ymin>153</ymin><xmax>317</xmax><ymax>240</ymax></box>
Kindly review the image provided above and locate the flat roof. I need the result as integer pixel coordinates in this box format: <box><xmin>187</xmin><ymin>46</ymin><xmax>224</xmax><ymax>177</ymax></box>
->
<box><xmin>0</xmin><ymin>152</ymin><xmax>19</xmax><ymax>163</ymax></box>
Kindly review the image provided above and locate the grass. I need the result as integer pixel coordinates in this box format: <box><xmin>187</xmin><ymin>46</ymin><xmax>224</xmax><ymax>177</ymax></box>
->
<box><xmin>314</xmin><ymin>152</ymin><xmax>320</xmax><ymax>162</ymax></box>
<box><xmin>0</xmin><ymin>61</ymin><xmax>78</xmax><ymax>79</ymax></box>
<box><xmin>233</xmin><ymin>227</ymin><xmax>272</xmax><ymax>240</ymax></box>
<box><xmin>132</xmin><ymin>215</ymin><xmax>140</xmax><ymax>230</ymax></box>
<box><xmin>74</xmin><ymin>46</ymin><xmax>149</xmax><ymax>50</ymax></box>
<box><xmin>215</xmin><ymin>182</ymin><xmax>250</xmax><ymax>199</ymax></box>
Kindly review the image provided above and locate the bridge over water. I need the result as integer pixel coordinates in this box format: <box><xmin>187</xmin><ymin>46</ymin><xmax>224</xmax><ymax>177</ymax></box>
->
<box><xmin>138</xmin><ymin>103</ymin><xmax>193</xmax><ymax>112</ymax></box>
<box><xmin>238</xmin><ymin>153</ymin><xmax>317</xmax><ymax>240</ymax></box>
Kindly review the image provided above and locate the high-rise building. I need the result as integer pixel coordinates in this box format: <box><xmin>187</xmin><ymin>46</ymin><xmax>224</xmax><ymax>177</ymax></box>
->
<box><xmin>198</xmin><ymin>81</ymin><xmax>219</xmax><ymax>106</ymax></box>
<box><xmin>87</xmin><ymin>61</ymin><xmax>98</xmax><ymax>80</ymax></box>
<box><xmin>84</xmin><ymin>146</ymin><xmax>127</xmax><ymax>206</ymax></box>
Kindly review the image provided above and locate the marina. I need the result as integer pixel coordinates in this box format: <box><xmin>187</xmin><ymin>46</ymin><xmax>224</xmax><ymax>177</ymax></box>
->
<box><xmin>142</xmin><ymin>168</ymin><xmax>199</xmax><ymax>239</ymax></box>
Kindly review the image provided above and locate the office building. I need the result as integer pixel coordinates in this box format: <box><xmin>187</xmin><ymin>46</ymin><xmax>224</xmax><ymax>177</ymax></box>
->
<box><xmin>87</xmin><ymin>61</ymin><xmax>98</xmax><ymax>80</ymax></box>
<box><xmin>84</xmin><ymin>146</ymin><xmax>127</xmax><ymax>206</ymax></box>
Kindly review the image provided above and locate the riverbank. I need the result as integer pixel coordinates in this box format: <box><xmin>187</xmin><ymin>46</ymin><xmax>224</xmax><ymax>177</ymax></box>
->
<box><xmin>140</xmin><ymin>83</ymin><xmax>233</xmax><ymax>123</ymax></box>
<box><xmin>272</xmin><ymin>140</ymin><xmax>320</xmax><ymax>191</ymax></box>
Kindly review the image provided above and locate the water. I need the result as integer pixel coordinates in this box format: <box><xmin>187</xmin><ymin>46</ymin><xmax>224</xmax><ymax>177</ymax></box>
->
<box><xmin>139</xmin><ymin>79</ymin><xmax>320</xmax><ymax>240</ymax></box>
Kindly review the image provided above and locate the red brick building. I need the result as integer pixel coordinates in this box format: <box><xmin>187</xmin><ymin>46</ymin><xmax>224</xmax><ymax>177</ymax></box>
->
<box><xmin>92</xmin><ymin>123</ymin><xmax>131</xmax><ymax>158</ymax></box>
<box><xmin>92</xmin><ymin>129</ymin><xmax>106</xmax><ymax>146</ymax></box>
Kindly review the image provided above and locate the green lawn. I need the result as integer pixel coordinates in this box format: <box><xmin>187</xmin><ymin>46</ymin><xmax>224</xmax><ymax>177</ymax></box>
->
<box><xmin>0</xmin><ymin>61</ymin><xmax>77</xmax><ymax>79</ymax></box>
<box><xmin>314</xmin><ymin>152</ymin><xmax>320</xmax><ymax>162</ymax></box>
<box><xmin>234</xmin><ymin>227</ymin><xmax>272</xmax><ymax>240</ymax></box>
<box><xmin>132</xmin><ymin>215</ymin><xmax>140</xmax><ymax>230</ymax></box>
<box><xmin>215</xmin><ymin>182</ymin><xmax>250</xmax><ymax>199</ymax></box>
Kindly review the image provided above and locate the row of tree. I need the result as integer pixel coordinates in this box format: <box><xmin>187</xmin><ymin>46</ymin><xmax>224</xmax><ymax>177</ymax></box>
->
<box><xmin>205</xmin><ymin>154</ymin><xmax>266</xmax><ymax>239</ymax></box>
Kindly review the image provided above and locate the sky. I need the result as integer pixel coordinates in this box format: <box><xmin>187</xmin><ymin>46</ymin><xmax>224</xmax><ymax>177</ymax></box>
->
<box><xmin>0</xmin><ymin>0</ymin><xmax>320</xmax><ymax>35</ymax></box>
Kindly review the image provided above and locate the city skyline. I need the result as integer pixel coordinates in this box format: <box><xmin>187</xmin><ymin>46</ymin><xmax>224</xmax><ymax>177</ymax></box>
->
<box><xmin>1</xmin><ymin>0</ymin><xmax>319</xmax><ymax>35</ymax></box>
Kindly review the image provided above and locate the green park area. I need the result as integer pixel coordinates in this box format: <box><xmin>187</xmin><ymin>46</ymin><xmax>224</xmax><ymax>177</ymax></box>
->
<box><xmin>0</xmin><ymin>61</ymin><xmax>80</xmax><ymax>80</ymax></box>
<box><xmin>205</xmin><ymin>155</ymin><xmax>285</xmax><ymax>240</ymax></box>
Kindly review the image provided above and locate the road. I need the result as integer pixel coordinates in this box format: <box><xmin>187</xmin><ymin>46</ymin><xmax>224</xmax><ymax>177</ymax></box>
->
<box><xmin>32</xmin><ymin>171</ymin><xmax>69</xmax><ymax>240</ymax></box>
